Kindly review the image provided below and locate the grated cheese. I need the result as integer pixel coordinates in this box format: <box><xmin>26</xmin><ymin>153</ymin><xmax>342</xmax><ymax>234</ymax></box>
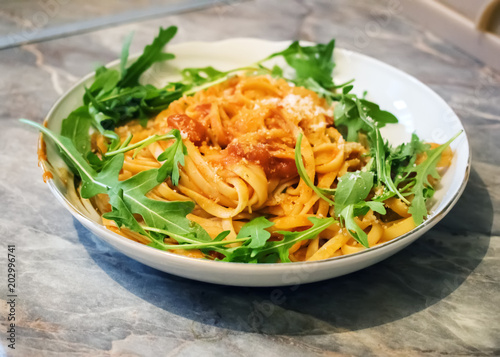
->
<box><xmin>254</xmin><ymin>93</ymin><xmax>330</xmax><ymax>119</ymax></box>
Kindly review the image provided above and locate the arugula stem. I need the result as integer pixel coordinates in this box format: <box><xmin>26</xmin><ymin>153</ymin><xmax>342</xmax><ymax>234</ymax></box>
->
<box><xmin>331</xmin><ymin>78</ymin><xmax>355</xmax><ymax>89</ymax></box>
<box><xmin>267</xmin><ymin>218</ymin><xmax>335</xmax><ymax>252</ymax></box>
<box><xmin>182</xmin><ymin>64</ymin><xmax>275</xmax><ymax>96</ymax></box>
<box><xmin>143</xmin><ymin>226</ymin><xmax>249</xmax><ymax>249</ymax></box>
<box><xmin>184</xmin><ymin>76</ymin><xmax>229</xmax><ymax>95</ymax></box>
<box><xmin>20</xmin><ymin>119</ymin><xmax>108</xmax><ymax>190</ymax></box>
<box><xmin>295</xmin><ymin>133</ymin><xmax>335</xmax><ymax>205</ymax></box>
<box><xmin>342</xmin><ymin>204</ymin><xmax>369</xmax><ymax>248</ymax></box>
<box><xmin>97</xmin><ymin>87</ymin><xmax>140</xmax><ymax>102</ymax></box>
<box><xmin>104</xmin><ymin>133</ymin><xmax>175</xmax><ymax>157</ymax></box>
<box><xmin>118</xmin><ymin>133</ymin><xmax>133</xmax><ymax>150</ymax></box>
<box><xmin>319</xmin><ymin>187</ymin><xmax>336</xmax><ymax>195</ymax></box>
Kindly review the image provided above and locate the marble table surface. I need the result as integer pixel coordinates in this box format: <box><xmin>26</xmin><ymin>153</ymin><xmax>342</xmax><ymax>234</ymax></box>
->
<box><xmin>1</xmin><ymin>0</ymin><xmax>499</xmax><ymax>355</ymax></box>
<box><xmin>0</xmin><ymin>0</ymin><xmax>236</xmax><ymax>49</ymax></box>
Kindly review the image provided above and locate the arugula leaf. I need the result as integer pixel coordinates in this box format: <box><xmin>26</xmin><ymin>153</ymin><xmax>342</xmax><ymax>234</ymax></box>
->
<box><xmin>386</xmin><ymin>133</ymin><xmax>430</xmax><ymax>191</ymax></box>
<box><xmin>375</xmin><ymin>128</ymin><xmax>408</xmax><ymax>204</ymax></box>
<box><xmin>265</xmin><ymin>40</ymin><xmax>336</xmax><ymax>89</ymax></box>
<box><xmin>270</xmin><ymin>64</ymin><xmax>284</xmax><ymax>77</ymax></box>
<box><xmin>339</xmin><ymin>201</ymin><xmax>386</xmax><ymax>248</ymax></box>
<box><xmin>72</xmin><ymin>27</ymin><xmax>182</xmax><ymax>135</ymax></box>
<box><xmin>340</xmin><ymin>205</ymin><xmax>366</xmax><ymax>247</ymax></box>
<box><xmin>223</xmin><ymin>216</ymin><xmax>335</xmax><ymax>263</ymax></box>
<box><xmin>298</xmin><ymin>77</ymin><xmax>341</xmax><ymax>104</ymax></box>
<box><xmin>334</xmin><ymin>171</ymin><xmax>374</xmax><ymax>216</ymax></box>
<box><xmin>286</xmin><ymin>40</ymin><xmax>335</xmax><ymax>88</ymax></box>
<box><xmin>110</xmin><ymin>176</ymin><xmax>203</xmax><ymax>240</ymax></box>
<box><xmin>93</xmin><ymin>155</ymin><xmax>200</xmax><ymax>240</ymax></box>
<box><xmin>407</xmin><ymin>131</ymin><xmax>461</xmax><ymax>225</ymax></box>
<box><xmin>119</xmin><ymin>26</ymin><xmax>177</xmax><ymax>87</ymax></box>
<box><xmin>206</xmin><ymin>217</ymin><xmax>274</xmax><ymax>262</ymax></box>
<box><xmin>272</xmin><ymin>217</ymin><xmax>336</xmax><ymax>263</ymax></box>
<box><xmin>212</xmin><ymin>230</ymin><xmax>231</xmax><ymax>242</ymax></box>
<box><xmin>86</xmin><ymin>98</ymin><xmax>121</xmax><ymax>147</ymax></box>
<box><xmin>22</xmin><ymin>120</ymin><xmax>107</xmax><ymax>195</ymax></box>
<box><xmin>359</xmin><ymin>99</ymin><xmax>398</xmax><ymax>126</ymax></box>
<box><xmin>104</xmin><ymin>188</ymin><xmax>152</xmax><ymax>238</ymax></box>
<box><xmin>388</xmin><ymin>134</ymin><xmax>429</xmax><ymax>164</ymax></box>
<box><xmin>157</xmin><ymin>129</ymin><xmax>187</xmax><ymax>185</ymax></box>
<box><xmin>264</xmin><ymin>41</ymin><xmax>302</xmax><ymax>61</ymax></box>
<box><xmin>88</xmin><ymin>84</ymin><xmax>183</xmax><ymax>130</ymax></box>
<box><xmin>332</xmin><ymin>171</ymin><xmax>385</xmax><ymax>248</ymax></box>
<box><xmin>236</xmin><ymin>216</ymin><xmax>274</xmax><ymax>249</ymax></box>
<box><xmin>181</xmin><ymin>66</ymin><xmax>226</xmax><ymax>86</ymax></box>
<box><xmin>87</xmin><ymin>67</ymin><xmax>121</xmax><ymax>98</ymax></box>
<box><xmin>120</xmin><ymin>32</ymin><xmax>134</xmax><ymax>77</ymax></box>
<box><xmin>334</xmin><ymin>87</ymin><xmax>398</xmax><ymax>142</ymax></box>
<box><xmin>333</xmin><ymin>95</ymin><xmax>361</xmax><ymax>142</ymax></box>
<box><xmin>60</xmin><ymin>106</ymin><xmax>92</xmax><ymax>159</ymax></box>
<box><xmin>179</xmin><ymin>64</ymin><xmax>278</xmax><ymax>96</ymax></box>
<box><xmin>253</xmin><ymin>39</ymin><xmax>356</xmax><ymax>102</ymax></box>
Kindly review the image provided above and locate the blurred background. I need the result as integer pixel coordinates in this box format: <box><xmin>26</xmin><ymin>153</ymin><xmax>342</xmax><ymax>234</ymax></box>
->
<box><xmin>0</xmin><ymin>0</ymin><xmax>238</xmax><ymax>48</ymax></box>
<box><xmin>1</xmin><ymin>0</ymin><xmax>499</xmax><ymax>70</ymax></box>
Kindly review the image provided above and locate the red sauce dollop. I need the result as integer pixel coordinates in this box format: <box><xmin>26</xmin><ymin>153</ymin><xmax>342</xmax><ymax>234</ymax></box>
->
<box><xmin>225</xmin><ymin>141</ymin><xmax>297</xmax><ymax>179</ymax></box>
<box><xmin>167</xmin><ymin>114</ymin><xmax>208</xmax><ymax>146</ymax></box>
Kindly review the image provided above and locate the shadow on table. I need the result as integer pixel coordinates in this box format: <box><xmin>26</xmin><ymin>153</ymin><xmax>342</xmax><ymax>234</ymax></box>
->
<box><xmin>76</xmin><ymin>168</ymin><xmax>492</xmax><ymax>334</ymax></box>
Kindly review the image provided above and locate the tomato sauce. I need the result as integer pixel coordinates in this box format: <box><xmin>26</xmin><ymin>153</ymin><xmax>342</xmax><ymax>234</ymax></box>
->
<box><xmin>225</xmin><ymin>141</ymin><xmax>297</xmax><ymax>179</ymax></box>
<box><xmin>166</xmin><ymin>114</ymin><xmax>208</xmax><ymax>145</ymax></box>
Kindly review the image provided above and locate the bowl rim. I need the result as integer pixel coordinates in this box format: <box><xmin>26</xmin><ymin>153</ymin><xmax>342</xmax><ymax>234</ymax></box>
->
<box><xmin>39</xmin><ymin>38</ymin><xmax>471</xmax><ymax>271</ymax></box>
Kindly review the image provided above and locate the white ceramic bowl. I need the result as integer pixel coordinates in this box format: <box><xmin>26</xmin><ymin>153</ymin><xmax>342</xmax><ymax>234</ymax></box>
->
<box><xmin>41</xmin><ymin>39</ymin><xmax>470</xmax><ymax>287</ymax></box>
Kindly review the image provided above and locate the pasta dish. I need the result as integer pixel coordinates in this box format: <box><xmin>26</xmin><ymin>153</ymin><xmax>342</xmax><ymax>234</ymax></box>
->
<box><xmin>24</xmin><ymin>26</ymin><xmax>459</xmax><ymax>264</ymax></box>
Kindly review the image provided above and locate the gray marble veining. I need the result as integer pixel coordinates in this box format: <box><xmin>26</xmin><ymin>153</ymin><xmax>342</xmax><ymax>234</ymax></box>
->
<box><xmin>0</xmin><ymin>0</ymin><xmax>499</xmax><ymax>356</ymax></box>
